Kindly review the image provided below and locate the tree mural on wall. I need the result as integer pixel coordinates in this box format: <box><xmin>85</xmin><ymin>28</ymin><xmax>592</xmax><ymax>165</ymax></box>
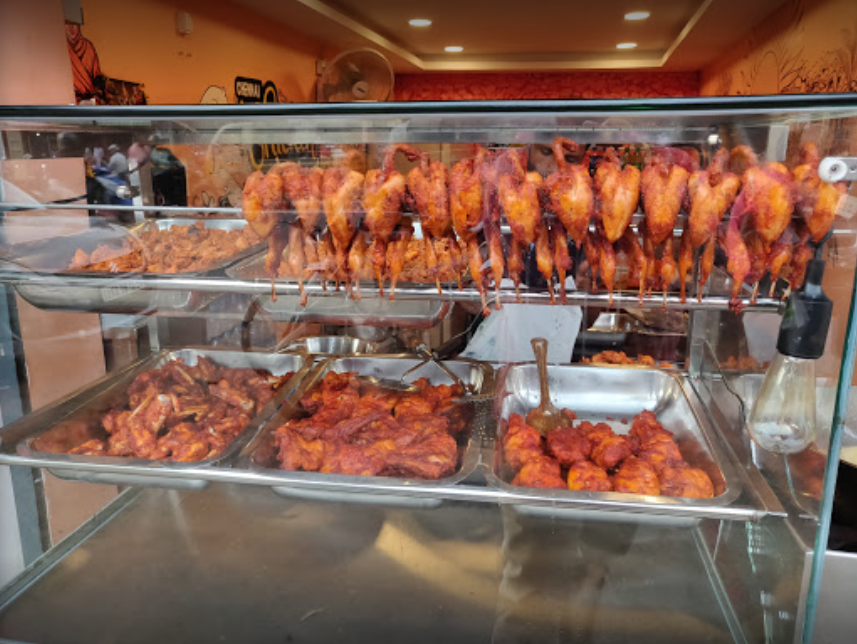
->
<box><xmin>711</xmin><ymin>0</ymin><xmax>857</xmax><ymax>95</ymax></box>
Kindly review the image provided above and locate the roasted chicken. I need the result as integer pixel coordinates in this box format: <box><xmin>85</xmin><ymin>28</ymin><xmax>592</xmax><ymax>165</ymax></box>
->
<box><xmin>363</xmin><ymin>143</ymin><xmax>422</xmax><ymax>296</ymax></box>
<box><xmin>323</xmin><ymin>163</ymin><xmax>365</xmax><ymax>289</ymax></box>
<box><xmin>545</xmin><ymin>137</ymin><xmax>594</xmax><ymax>246</ymax></box>
<box><xmin>594</xmin><ymin>148</ymin><xmax>641</xmax><ymax>243</ymax></box>
<box><xmin>408</xmin><ymin>150</ymin><xmax>454</xmax><ymax>293</ymax></box>
<box><xmin>793</xmin><ymin>141</ymin><xmax>846</xmax><ymax>243</ymax></box>
<box><xmin>450</xmin><ymin>148</ymin><xmax>490</xmax><ymax>313</ymax></box>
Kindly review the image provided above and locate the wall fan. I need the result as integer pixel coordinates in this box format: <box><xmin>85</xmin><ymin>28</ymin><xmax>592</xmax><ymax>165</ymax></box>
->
<box><xmin>316</xmin><ymin>48</ymin><xmax>395</xmax><ymax>102</ymax></box>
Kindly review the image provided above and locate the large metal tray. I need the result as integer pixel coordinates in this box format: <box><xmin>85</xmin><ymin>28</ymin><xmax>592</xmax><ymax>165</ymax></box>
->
<box><xmin>226</xmin><ymin>253</ymin><xmax>453</xmax><ymax>327</ymax></box>
<box><xmin>241</xmin><ymin>355</ymin><xmax>493</xmax><ymax>507</ymax></box>
<box><xmin>485</xmin><ymin>364</ymin><xmax>743</xmax><ymax>523</ymax></box>
<box><xmin>8</xmin><ymin>348</ymin><xmax>310</xmax><ymax>489</ymax></box>
<box><xmin>6</xmin><ymin>218</ymin><xmax>262</xmax><ymax>313</ymax></box>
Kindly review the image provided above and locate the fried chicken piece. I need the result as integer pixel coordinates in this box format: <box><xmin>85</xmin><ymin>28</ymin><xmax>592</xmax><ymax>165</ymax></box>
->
<box><xmin>659</xmin><ymin>466</ymin><xmax>714</xmax><ymax>499</ymax></box>
<box><xmin>512</xmin><ymin>456</ymin><xmax>567</xmax><ymax>489</ymax></box>
<box><xmin>363</xmin><ymin>144</ymin><xmax>421</xmax><ymax>295</ymax></box>
<box><xmin>590</xmin><ymin>434</ymin><xmax>633</xmax><ymax>470</ymax></box>
<box><xmin>546</xmin><ymin>425</ymin><xmax>592</xmax><ymax>466</ymax></box>
<box><xmin>793</xmin><ymin>141</ymin><xmax>846</xmax><ymax>243</ymax></box>
<box><xmin>637</xmin><ymin>435</ymin><xmax>685</xmax><ymax>474</ymax></box>
<box><xmin>158</xmin><ymin>423</ymin><xmax>211</xmax><ymax>462</ymax></box>
<box><xmin>382</xmin><ymin>429</ymin><xmax>458</xmax><ymax>479</ymax></box>
<box><xmin>567</xmin><ymin>461</ymin><xmax>613</xmax><ymax>492</ymax></box>
<box><xmin>503</xmin><ymin>413</ymin><xmax>546</xmax><ymax>471</ymax></box>
<box><xmin>628</xmin><ymin>410</ymin><xmax>675</xmax><ymax>445</ymax></box>
<box><xmin>323</xmin><ymin>164</ymin><xmax>365</xmax><ymax>287</ymax></box>
<box><xmin>68</xmin><ymin>439</ymin><xmax>107</xmax><ymax>456</ymax></box>
<box><xmin>275</xmin><ymin>426</ymin><xmax>325</xmax><ymax>471</ymax></box>
<box><xmin>545</xmin><ymin>137</ymin><xmax>594</xmax><ymax>246</ymax></box>
<box><xmin>594</xmin><ymin>147</ymin><xmax>641</xmax><ymax>243</ymax></box>
<box><xmin>641</xmin><ymin>147</ymin><xmax>691</xmax><ymax>246</ymax></box>
<box><xmin>612</xmin><ymin>457</ymin><xmax>660</xmax><ymax>495</ymax></box>
<box><xmin>320</xmin><ymin>442</ymin><xmax>387</xmax><ymax>477</ymax></box>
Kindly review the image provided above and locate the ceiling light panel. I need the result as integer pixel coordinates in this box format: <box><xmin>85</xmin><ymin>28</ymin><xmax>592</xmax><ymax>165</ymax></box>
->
<box><xmin>408</xmin><ymin>18</ymin><xmax>432</xmax><ymax>27</ymax></box>
<box><xmin>444</xmin><ymin>46</ymin><xmax>464</xmax><ymax>53</ymax></box>
<box><xmin>616</xmin><ymin>42</ymin><xmax>638</xmax><ymax>49</ymax></box>
<box><xmin>624</xmin><ymin>11</ymin><xmax>651</xmax><ymax>21</ymax></box>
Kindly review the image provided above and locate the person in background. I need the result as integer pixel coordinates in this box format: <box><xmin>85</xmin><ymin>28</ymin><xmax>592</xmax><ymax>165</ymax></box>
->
<box><xmin>107</xmin><ymin>144</ymin><xmax>129</xmax><ymax>181</ymax></box>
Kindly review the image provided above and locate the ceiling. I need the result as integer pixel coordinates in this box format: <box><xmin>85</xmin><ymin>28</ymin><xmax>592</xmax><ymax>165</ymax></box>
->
<box><xmin>231</xmin><ymin>0</ymin><xmax>788</xmax><ymax>72</ymax></box>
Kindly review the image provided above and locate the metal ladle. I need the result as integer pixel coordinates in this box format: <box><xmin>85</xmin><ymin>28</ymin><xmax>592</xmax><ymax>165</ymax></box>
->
<box><xmin>525</xmin><ymin>337</ymin><xmax>570</xmax><ymax>435</ymax></box>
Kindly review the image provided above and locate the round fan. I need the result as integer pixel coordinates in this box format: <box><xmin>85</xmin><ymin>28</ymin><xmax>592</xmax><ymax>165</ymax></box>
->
<box><xmin>317</xmin><ymin>48</ymin><xmax>394</xmax><ymax>102</ymax></box>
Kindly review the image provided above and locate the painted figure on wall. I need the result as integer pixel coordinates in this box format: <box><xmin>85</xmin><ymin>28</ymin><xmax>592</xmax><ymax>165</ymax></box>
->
<box><xmin>65</xmin><ymin>21</ymin><xmax>103</xmax><ymax>103</ymax></box>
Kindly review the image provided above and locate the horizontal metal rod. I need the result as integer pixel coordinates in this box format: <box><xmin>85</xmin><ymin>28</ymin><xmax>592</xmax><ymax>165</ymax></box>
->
<box><xmin>0</xmin><ymin>270</ymin><xmax>784</xmax><ymax>312</ymax></box>
<box><xmin>1</xmin><ymin>202</ymin><xmax>242</xmax><ymax>215</ymax></box>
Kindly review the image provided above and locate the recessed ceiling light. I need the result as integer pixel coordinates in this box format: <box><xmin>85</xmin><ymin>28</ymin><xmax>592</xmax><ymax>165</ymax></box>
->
<box><xmin>625</xmin><ymin>11</ymin><xmax>650</xmax><ymax>21</ymax></box>
<box><xmin>616</xmin><ymin>42</ymin><xmax>638</xmax><ymax>49</ymax></box>
<box><xmin>444</xmin><ymin>46</ymin><xmax>464</xmax><ymax>53</ymax></box>
<box><xmin>408</xmin><ymin>18</ymin><xmax>432</xmax><ymax>27</ymax></box>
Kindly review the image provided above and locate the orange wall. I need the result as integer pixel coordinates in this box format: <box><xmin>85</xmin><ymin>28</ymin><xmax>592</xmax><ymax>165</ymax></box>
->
<box><xmin>701</xmin><ymin>0</ymin><xmax>857</xmax><ymax>95</ymax></box>
<box><xmin>80</xmin><ymin>0</ymin><xmax>326</xmax><ymax>103</ymax></box>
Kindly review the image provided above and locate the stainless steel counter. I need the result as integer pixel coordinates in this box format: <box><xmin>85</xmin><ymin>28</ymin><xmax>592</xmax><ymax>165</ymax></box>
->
<box><xmin>0</xmin><ymin>484</ymin><xmax>741</xmax><ymax>644</ymax></box>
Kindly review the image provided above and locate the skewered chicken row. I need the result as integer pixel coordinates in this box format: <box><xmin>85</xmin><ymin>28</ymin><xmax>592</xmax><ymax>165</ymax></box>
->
<box><xmin>242</xmin><ymin>138</ymin><xmax>843</xmax><ymax>310</ymax></box>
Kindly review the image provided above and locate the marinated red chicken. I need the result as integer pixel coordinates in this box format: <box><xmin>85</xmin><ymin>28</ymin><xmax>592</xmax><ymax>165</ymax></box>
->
<box><xmin>67</xmin><ymin>357</ymin><xmax>292</xmax><ymax>462</ymax></box>
<box><xmin>274</xmin><ymin>373</ymin><xmax>465</xmax><ymax>480</ymax></box>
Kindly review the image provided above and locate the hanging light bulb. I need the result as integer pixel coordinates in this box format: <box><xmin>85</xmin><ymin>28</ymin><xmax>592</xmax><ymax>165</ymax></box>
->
<box><xmin>747</xmin><ymin>249</ymin><xmax>832</xmax><ymax>453</ymax></box>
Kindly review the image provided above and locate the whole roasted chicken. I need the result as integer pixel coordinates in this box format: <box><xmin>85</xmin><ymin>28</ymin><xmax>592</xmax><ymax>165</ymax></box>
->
<box><xmin>362</xmin><ymin>143</ymin><xmax>422</xmax><ymax>296</ymax></box>
<box><xmin>408</xmin><ymin>150</ymin><xmax>454</xmax><ymax>293</ymax></box>
<box><xmin>450</xmin><ymin>147</ymin><xmax>490</xmax><ymax>313</ymax></box>
<box><xmin>594</xmin><ymin>148</ymin><xmax>641</xmax><ymax>244</ymax></box>
<box><xmin>323</xmin><ymin>161</ymin><xmax>366</xmax><ymax>290</ymax></box>
<box><xmin>793</xmin><ymin>141</ymin><xmax>846</xmax><ymax>243</ymax></box>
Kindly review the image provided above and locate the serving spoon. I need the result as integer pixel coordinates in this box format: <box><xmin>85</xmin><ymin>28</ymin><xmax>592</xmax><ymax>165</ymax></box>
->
<box><xmin>525</xmin><ymin>337</ymin><xmax>570</xmax><ymax>435</ymax></box>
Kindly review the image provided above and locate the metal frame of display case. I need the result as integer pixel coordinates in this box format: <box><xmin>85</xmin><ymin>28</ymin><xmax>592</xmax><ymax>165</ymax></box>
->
<box><xmin>1</xmin><ymin>96</ymin><xmax>856</xmax><ymax>643</ymax></box>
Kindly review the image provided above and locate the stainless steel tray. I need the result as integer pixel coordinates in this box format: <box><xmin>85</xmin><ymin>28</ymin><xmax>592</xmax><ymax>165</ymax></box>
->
<box><xmin>485</xmin><ymin>364</ymin><xmax>743</xmax><ymax>523</ymax></box>
<box><xmin>227</xmin><ymin>253</ymin><xmax>454</xmax><ymax>327</ymax></box>
<box><xmin>241</xmin><ymin>354</ymin><xmax>493</xmax><ymax>507</ymax></box>
<box><xmin>6</xmin><ymin>218</ymin><xmax>262</xmax><ymax>313</ymax></box>
<box><xmin>9</xmin><ymin>348</ymin><xmax>310</xmax><ymax>489</ymax></box>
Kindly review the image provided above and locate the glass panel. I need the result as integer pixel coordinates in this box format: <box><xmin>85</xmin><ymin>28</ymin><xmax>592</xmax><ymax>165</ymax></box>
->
<box><xmin>1</xmin><ymin>99</ymin><xmax>856</xmax><ymax>643</ymax></box>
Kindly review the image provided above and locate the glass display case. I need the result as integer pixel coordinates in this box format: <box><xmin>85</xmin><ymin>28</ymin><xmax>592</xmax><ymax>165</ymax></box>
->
<box><xmin>1</xmin><ymin>96</ymin><xmax>856</xmax><ymax>643</ymax></box>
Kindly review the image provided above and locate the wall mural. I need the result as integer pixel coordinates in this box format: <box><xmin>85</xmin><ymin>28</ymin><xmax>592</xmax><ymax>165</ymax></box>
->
<box><xmin>65</xmin><ymin>20</ymin><xmax>147</xmax><ymax>105</ymax></box>
<box><xmin>704</xmin><ymin>0</ymin><xmax>857</xmax><ymax>95</ymax></box>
